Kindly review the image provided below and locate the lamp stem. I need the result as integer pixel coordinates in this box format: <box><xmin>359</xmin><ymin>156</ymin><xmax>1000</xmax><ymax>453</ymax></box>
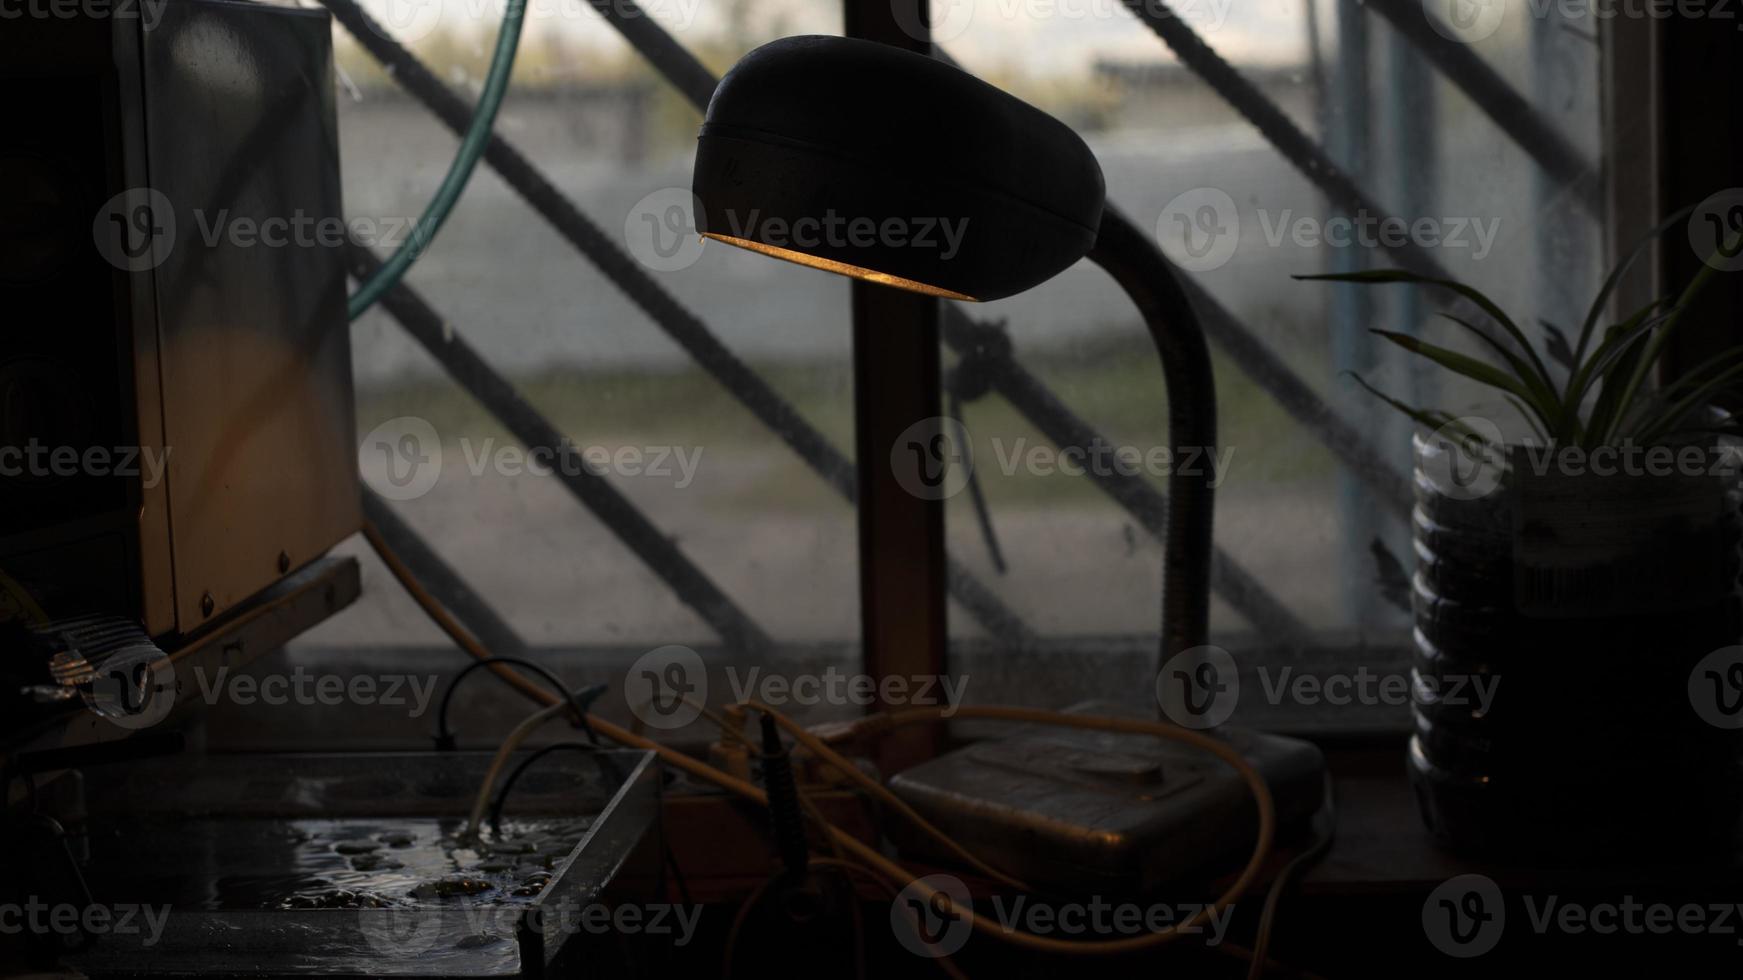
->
<box><xmin>1085</xmin><ymin>208</ymin><xmax>1218</xmax><ymax>666</ymax></box>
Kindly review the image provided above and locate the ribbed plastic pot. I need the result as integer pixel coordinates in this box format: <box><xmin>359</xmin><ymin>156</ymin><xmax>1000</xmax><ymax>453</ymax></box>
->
<box><xmin>1407</xmin><ymin>429</ymin><xmax>1743</xmax><ymax>859</ymax></box>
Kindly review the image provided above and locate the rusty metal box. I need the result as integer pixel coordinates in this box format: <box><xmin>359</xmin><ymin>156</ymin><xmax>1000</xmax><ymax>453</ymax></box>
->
<box><xmin>889</xmin><ymin>712</ymin><xmax>1326</xmax><ymax>895</ymax></box>
<box><xmin>0</xmin><ymin>0</ymin><xmax>359</xmax><ymax>638</ymax></box>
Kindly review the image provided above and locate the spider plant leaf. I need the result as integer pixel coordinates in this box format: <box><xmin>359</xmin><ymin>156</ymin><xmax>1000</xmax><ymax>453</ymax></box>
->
<box><xmin>1607</xmin><ymin>227</ymin><xmax>1743</xmax><ymax>442</ymax></box>
<box><xmin>1369</xmin><ymin>330</ymin><xmax>1557</xmax><ymax>431</ymax></box>
<box><xmin>1583</xmin><ymin>330</ymin><xmax>1649</xmax><ymax>447</ymax></box>
<box><xmin>1562</xmin><ymin>300</ymin><xmax>1676</xmax><ymax>427</ymax></box>
<box><xmin>1651</xmin><ymin>342</ymin><xmax>1743</xmax><ymax>401</ymax></box>
<box><xmin>1298</xmin><ymin>269</ymin><xmax>1556</xmax><ymax>400</ymax></box>
<box><xmin>1572</xmin><ymin>204</ymin><xmax>1696</xmax><ymax>366</ymax></box>
<box><xmin>1636</xmin><ymin>359</ymin><xmax>1743</xmax><ymax>445</ymax></box>
<box><xmin>1345</xmin><ymin>375</ymin><xmax>1502</xmax><ymax>471</ymax></box>
<box><xmin>1343</xmin><ymin>371</ymin><xmax>1458</xmax><ymax>434</ymax></box>
<box><xmin>1505</xmin><ymin>395</ymin><xmax>1549</xmax><ymax>444</ymax></box>
<box><xmin>1539</xmin><ymin>319</ymin><xmax>1577</xmax><ymax>371</ymax></box>
<box><xmin>1628</xmin><ymin>344</ymin><xmax>1743</xmax><ymax>442</ymax></box>
<box><xmin>1434</xmin><ymin>313</ymin><xmax>1563</xmax><ymax>423</ymax></box>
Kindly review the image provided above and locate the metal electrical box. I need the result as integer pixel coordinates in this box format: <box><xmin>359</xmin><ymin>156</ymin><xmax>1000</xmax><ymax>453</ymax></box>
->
<box><xmin>0</xmin><ymin>0</ymin><xmax>360</xmax><ymax>639</ymax></box>
<box><xmin>889</xmin><ymin>706</ymin><xmax>1327</xmax><ymax>894</ymax></box>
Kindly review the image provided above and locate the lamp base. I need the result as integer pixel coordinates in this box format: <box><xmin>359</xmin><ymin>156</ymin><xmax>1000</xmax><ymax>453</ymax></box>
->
<box><xmin>888</xmin><ymin>701</ymin><xmax>1326</xmax><ymax>894</ymax></box>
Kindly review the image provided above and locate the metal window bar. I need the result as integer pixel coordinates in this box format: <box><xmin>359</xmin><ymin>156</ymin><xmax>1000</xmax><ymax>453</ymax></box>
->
<box><xmin>321</xmin><ymin>0</ymin><xmax>1042</xmax><ymax>649</ymax></box>
<box><xmin>1116</xmin><ymin>0</ymin><xmax>1588</xmax><ymax>295</ymax></box>
<box><xmin>572</xmin><ymin>0</ymin><xmax>1411</xmax><ymax>517</ymax></box>
<box><xmin>575</xmin><ymin>0</ymin><xmax>1556</xmax><ymax>514</ymax></box>
<box><xmin>347</xmin><ymin>243</ymin><xmax>776</xmax><ymax>654</ymax></box>
<box><xmin>305</xmin><ymin>0</ymin><xmax>1600</xmax><ymax>662</ymax></box>
<box><xmin>566</xmin><ymin>0</ymin><xmax>1407</xmax><ymax>592</ymax></box>
<box><xmin>361</xmin><ymin>489</ymin><xmax>532</xmax><ymax>660</ymax></box>
<box><xmin>320</xmin><ymin>0</ymin><xmax>1308</xmax><ymax>641</ymax></box>
<box><xmin>1361</xmin><ymin>0</ymin><xmax>1599</xmax><ymax>213</ymax></box>
<box><xmin>575</xmin><ymin>2</ymin><xmax>1410</xmax><ymax>568</ymax></box>
<box><xmin>923</xmin><ymin>45</ymin><xmax>1414</xmax><ymax>518</ymax></box>
<box><xmin>940</xmin><ymin>313</ymin><xmax>1309</xmax><ymax>637</ymax></box>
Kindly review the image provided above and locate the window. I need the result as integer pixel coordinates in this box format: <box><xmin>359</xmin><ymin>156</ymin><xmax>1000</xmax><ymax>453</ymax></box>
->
<box><xmin>297</xmin><ymin>0</ymin><xmax>1640</xmax><ymax>736</ymax></box>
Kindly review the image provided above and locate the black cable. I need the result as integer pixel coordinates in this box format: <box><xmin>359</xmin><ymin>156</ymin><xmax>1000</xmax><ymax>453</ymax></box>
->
<box><xmin>757</xmin><ymin>715</ymin><xmax>809</xmax><ymax>880</ymax></box>
<box><xmin>662</xmin><ymin>829</ymin><xmax>693</xmax><ymax>908</ymax></box>
<box><xmin>946</xmin><ymin>359</ymin><xmax>1007</xmax><ymax>575</ymax></box>
<box><xmin>1247</xmin><ymin>774</ymin><xmax>1337</xmax><ymax>980</ymax></box>
<box><xmin>487</xmin><ymin>740</ymin><xmax>622</xmax><ymax>830</ymax></box>
<box><xmin>435</xmin><ymin>657</ymin><xmax>594</xmax><ymax>750</ymax></box>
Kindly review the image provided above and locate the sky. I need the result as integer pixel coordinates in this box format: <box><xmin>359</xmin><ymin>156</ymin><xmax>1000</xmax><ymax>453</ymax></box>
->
<box><xmin>350</xmin><ymin>0</ymin><xmax>1316</xmax><ymax>78</ymax></box>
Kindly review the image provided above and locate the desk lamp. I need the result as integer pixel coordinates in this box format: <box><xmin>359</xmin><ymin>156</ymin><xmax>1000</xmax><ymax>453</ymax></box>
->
<box><xmin>692</xmin><ymin>34</ymin><xmax>1217</xmax><ymax>668</ymax></box>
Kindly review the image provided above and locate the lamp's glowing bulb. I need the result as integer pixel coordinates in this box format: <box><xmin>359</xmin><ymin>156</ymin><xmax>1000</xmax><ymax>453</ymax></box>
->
<box><xmin>701</xmin><ymin>233</ymin><xmax>977</xmax><ymax>302</ymax></box>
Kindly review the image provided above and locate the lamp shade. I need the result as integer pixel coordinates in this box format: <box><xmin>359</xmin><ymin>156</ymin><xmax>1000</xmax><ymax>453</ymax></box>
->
<box><xmin>692</xmin><ymin>35</ymin><xmax>1105</xmax><ymax>302</ymax></box>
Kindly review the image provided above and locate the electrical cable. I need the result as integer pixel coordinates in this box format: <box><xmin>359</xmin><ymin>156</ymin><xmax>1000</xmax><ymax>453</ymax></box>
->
<box><xmin>434</xmin><ymin>654</ymin><xmax>594</xmax><ymax>749</ymax></box>
<box><xmin>1246</xmin><ymin>775</ymin><xmax>1337</xmax><ymax>980</ymax></box>
<box><xmin>745</xmin><ymin>701</ymin><xmax>1031</xmax><ymax>891</ymax></box>
<box><xmin>758</xmin><ymin>715</ymin><xmax>810</xmax><ymax>879</ymax></box>
<box><xmin>473</xmin><ymin>687</ymin><xmax>1274</xmax><ymax>954</ymax></box>
<box><xmin>362</xmin><ymin>520</ymin><xmax>557</xmax><ymax>709</ymax></box>
<box><xmin>486</xmin><ymin>740</ymin><xmax>603</xmax><ymax>830</ymax></box>
<box><xmin>721</xmin><ymin>858</ymin><xmax>872</xmax><ymax>980</ymax></box>
<box><xmin>467</xmin><ymin>698</ymin><xmax>570</xmax><ymax>834</ymax></box>
<box><xmin>792</xmin><ymin>703</ymin><xmax>1275</xmax><ymax>956</ymax></box>
<box><xmin>345</xmin><ymin>0</ymin><xmax>528</xmax><ymax>319</ymax></box>
<box><xmin>370</xmin><ymin>523</ymin><xmax>1276</xmax><ymax>956</ymax></box>
<box><xmin>807</xmin><ymin>857</ymin><xmax>970</xmax><ymax>980</ymax></box>
<box><xmin>477</xmin><ymin>731</ymin><xmax>696</xmax><ymax>970</ymax></box>
<box><xmin>719</xmin><ymin>870</ymin><xmax>777</xmax><ymax>980</ymax></box>
<box><xmin>663</xmin><ymin>830</ymin><xmax>693</xmax><ymax>908</ymax></box>
<box><xmin>300</xmin><ymin>0</ymin><xmax>1295</xmax><ymax>947</ymax></box>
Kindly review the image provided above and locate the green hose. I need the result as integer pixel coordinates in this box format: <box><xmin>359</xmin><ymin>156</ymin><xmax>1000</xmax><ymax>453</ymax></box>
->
<box><xmin>347</xmin><ymin>0</ymin><xmax>529</xmax><ymax>321</ymax></box>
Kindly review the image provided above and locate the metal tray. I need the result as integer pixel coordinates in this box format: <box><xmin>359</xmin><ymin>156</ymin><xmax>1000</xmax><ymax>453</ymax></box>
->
<box><xmin>62</xmin><ymin>750</ymin><xmax>660</xmax><ymax>978</ymax></box>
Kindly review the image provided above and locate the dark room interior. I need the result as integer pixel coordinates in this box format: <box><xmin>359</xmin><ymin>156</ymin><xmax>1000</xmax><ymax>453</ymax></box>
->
<box><xmin>4</xmin><ymin>0</ymin><xmax>1743</xmax><ymax>975</ymax></box>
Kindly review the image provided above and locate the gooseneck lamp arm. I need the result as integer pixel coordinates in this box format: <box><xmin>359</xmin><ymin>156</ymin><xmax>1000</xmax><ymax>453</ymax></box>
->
<box><xmin>1086</xmin><ymin>210</ymin><xmax>1218</xmax><ymax>662</ymax></box>
<box><xmin>692</xmin><ymin>35</ymin><xmax>1219</xmax><ymax>671</ymax></box>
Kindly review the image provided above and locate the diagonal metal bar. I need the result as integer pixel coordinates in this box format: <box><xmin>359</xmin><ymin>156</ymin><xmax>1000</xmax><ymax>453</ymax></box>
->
<box><xmin>1174</xmin><ymin>273</ymin><xmax>1413</xmax><ymax>517</ymax></box>
<box><xmin>1119</xmin><ymin>0</ymin><xmax>1497</xmax><ymax>286</ymax></box>
<box><xmin>941</xmin><ymin>310</ymin><xmax>1309</xmax><ymax>641</ymax></box>
<box><xmin>348</xmin><ymin>241</ymin><xmax>775</xmax><ymax>654</ymax></box>
<box><xmin>320</xmin><ymin>0</ymin><xmax>1037</xmax><ymax>647</ymax></box>
<box><xmin>584</xmin><ymin>0</ymin><xmax>719</xmax><ymax>112</ymax></box>
<box><xmin>586</xmin><ymin>0</ymin><xmax>1399</xmax><ymax>584</ymax></box>
<box><xmin>1119</xmin><ymin>0</ymin><xmax>1553</xmax><ymax>417</ymax></box>
<box><xmin>361</xmin><ymin>488</ymin><xmax>532</xmax><ymax>659</ymax></box>
<box><xmin>928</xmin><ymin>49</ymin><xmax>1413</xmax><ymax>518</ymax></box>
<box><xmin>1362</xmin><ymin>0</ymin><xmax>1599</xmax><ymax>212</ymax></box>
<box><xmin>572</xmin><ymin>0</ymin><xmax>1323</xmax><ymax>639</ymax></box>
<box><xmin>601</xmin><ymin>9</ymin><xmax>1407</xmax><ymax>519</ymax></box>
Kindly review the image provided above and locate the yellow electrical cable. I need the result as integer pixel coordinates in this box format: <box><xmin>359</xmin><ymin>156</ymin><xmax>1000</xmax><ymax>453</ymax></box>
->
<box><xmin>738</xmin><ymin>699</ymin><xmax>1031</xmax><ymax>891</ymax></box>
<box><xmin>807</xmin><ymin>857</ymin><xmax>972</xmax><ymax>980</ymax></box>
<box><xmin>467</xmin><ymin>699</ymin><xmax>571</xmax><ymax>834</ymax></box>
<box><xmin>363</xmin><ymin>521</ymin><xmax>569</xmax><ymax>711</ymax></box>
<box><xmin>364</xmin><ymin>519</ymin><xmax>1277</xmax><ymax>958</ymax></box>
<box><xmin>811</xmin><ymin>704</ymin><xmax>1275</xmax><ymax>956</ymax></box>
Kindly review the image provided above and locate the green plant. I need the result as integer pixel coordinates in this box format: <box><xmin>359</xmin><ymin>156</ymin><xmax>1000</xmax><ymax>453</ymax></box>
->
<box><xmin>1297</xmin><ymin>207</ymin><xmax>1743</xmax><ymax>450</ymax></box>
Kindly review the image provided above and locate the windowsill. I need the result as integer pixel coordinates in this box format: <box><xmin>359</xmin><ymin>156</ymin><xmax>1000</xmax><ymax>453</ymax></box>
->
<box><xmin>262</xmin><ymin>633</ymin><xmax>1418</xmax><ymax>749</ymax></box>
<box><xmin>1299</xmin><ymin>742</ymin><xmax>1743</xmax><ymax>892</ymax></box>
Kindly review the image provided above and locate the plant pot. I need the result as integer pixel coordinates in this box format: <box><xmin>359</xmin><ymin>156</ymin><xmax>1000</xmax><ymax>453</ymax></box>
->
<box><xmin>1407</xmin><ymin>428</ymin><xmax>1743</xmax><ymax>860</ymax></box>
